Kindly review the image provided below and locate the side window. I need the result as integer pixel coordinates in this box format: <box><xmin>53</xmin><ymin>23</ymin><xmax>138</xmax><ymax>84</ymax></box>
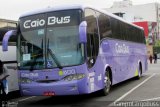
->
<box><xmin>120</xmin><ymin>21</ymin><xmax>126</xmax><ymax>40</ymax></box>
<box><xmin>85</xmin><ymin>9</ymin><xmax>99</xmax><ymax>68</ymax></box>
<box><xmin>97</xmin><ymin>12</ymin><xmax>112</xmax><ymax>39</ymax></box>
<box><xmin>110</xmin><ymin>18</ymin><xmax>121</xmax><ymax>40</ymax></box>
<box><xmin>142</xmin><ymin>31</ymin><xmax>146</xmax><ymax>44</ymax></box>
<box><xmin>127</xmin><ymin>25</ymin><xmax>134</xmax><ymax>42</ymax></box>
<box><xmin>125</xmin><ymin>24</ymin><xmax>129</xmax><ymax>41</ymax></box>
<box><xmin>122</xmin><ymin>23</ymin><xmax>128</xmax><ymax>41</ymax></box>
<box><xmin>136</xmin><ymin>28</ymin><xmax>140</xmax><ymax>43</ymax></box>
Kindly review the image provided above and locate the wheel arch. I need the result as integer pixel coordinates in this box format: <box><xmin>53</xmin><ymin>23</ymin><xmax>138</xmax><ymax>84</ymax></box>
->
<box><xmin>138</xmin><ymin>60</ymin><xmax>142</xmax><ymax>74</ymax></box>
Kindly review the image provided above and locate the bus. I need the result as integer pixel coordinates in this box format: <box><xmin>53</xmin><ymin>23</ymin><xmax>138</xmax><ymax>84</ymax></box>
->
<box><xmin>0</xmin><ymin>19</ymin><xmax>19</xmax><ymax>95</ymax></box>
<box><xmin>2</xmin><ymin>5</ymin><xmax>148</xmax><ymax>96</ymax></box>
<box><xmin>0</xmin><ymin>45</ymin><xmax>18</xmax><ymax>95</ymax></box>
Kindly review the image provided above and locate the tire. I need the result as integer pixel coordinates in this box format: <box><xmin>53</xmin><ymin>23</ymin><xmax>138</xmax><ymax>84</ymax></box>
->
<box><xmin>136</xmin><ymin>65</ymin><xmax>142</xmax><ymax>80</ymax></box>
<box><xmin>101</xmin><ymin>70</ymin><xmax>111</xmax><ymax>96</ymax></box>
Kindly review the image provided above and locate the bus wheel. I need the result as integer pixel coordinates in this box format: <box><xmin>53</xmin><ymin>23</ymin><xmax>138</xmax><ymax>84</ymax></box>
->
<box><xmin>136</xmin><ymin>64</ymin><xmax>142</xmax><ymax>80</ymax></box>
<box><xmin>101</xmin><ymin>70</ymin><xmax>111</xmax><ymax>96</ymax></box>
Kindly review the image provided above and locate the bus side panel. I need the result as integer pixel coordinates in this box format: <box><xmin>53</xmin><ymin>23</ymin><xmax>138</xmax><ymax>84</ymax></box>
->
<box><xmin>5</xmin><ymin>63</ymin><xmax>19</xmax><ymax>92</ymax></box>
<box><xmin>0</xmin><ymin>46</ymin><xmax>19</xmax><ymax>93</ymax></box>
<box><xmin>100</xmin><ymin>39</ymin><xmax>147</xmax><ymax>85</ymax></box>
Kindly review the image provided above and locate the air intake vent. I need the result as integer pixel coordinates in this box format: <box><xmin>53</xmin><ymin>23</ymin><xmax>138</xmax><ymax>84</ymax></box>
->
<box><xmin>36</xmin><ymin>79</ymin><xmax>58</xmax><ymax>83</ymax></box>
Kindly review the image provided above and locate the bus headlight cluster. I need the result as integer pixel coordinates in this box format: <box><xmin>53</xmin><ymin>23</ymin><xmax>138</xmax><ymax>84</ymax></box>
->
<box><xmin>20</xmin><ymin>77</ymin><xmax>33</xmax><ymax>84</ymax></box>
<box><xmin>63</xmin><ymin>74</ymin><xmax>85</xmax><ymax>81</ymax></box>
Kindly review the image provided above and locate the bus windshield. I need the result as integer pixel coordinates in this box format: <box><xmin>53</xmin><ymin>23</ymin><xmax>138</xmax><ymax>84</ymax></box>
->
<box><xmin>18</xmin><ymin>9</ymin><xmax>84</xmax><ymax>70</ymax></box>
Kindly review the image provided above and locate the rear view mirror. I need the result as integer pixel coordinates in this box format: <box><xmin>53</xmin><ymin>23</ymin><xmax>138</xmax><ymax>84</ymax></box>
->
<box><xmin>79</xmin><ymin>21</ymin><xmax>87</xmax><ymax>43</ymax></box>
<box><xmin>2</xmin><ymin>30</ymin><xmax>17</xmax><ymax>51</ymax></box>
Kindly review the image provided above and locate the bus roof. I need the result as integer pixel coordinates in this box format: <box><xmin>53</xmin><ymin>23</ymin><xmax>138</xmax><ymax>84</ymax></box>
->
<box><xmin>20</xmin><ymin>4</ymin><xmax>143</xmax><ymax>30</ymax></box>
<box><xmin>20</xmin><ymin>5</ymin><xmax>86</xmax><ymax>18</ymax></box>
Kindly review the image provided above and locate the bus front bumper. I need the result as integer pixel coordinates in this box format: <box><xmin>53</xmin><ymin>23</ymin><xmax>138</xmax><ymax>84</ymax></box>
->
<box><xmin>20</xmin><ymin>79</ymin><xmax>88</xmax><ymax>96</ymax></box>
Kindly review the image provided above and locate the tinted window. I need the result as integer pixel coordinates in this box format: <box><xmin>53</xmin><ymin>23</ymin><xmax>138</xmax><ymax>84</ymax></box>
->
<box><xmin>96</xmin><ymin>12</ymin><xmax>112</xmax><ymax>39</ymax></box>
<box><xmin>18</xmin><ymin>9</ymin><xmax>84</xmax><ymax>70</ymax></box>
<box><xmin>110</xmin><ymin>18</ymin><xmax>122</xmax><ymax>40</ymax></box>
<box><xmin>85</xmin><ymin>9</ymin><xmax>99</xmax><ymax>68</ymax></box>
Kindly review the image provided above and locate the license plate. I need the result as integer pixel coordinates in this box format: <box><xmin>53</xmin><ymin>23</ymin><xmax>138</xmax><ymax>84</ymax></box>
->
<box><xmin>43</xmin><ymin>91</ymin><xmax>55</xmax><ymax>96</ymax></box>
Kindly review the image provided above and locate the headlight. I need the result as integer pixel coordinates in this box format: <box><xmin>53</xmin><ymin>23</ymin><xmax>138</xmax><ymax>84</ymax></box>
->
<box><xmin>63</xmin><ymin>74</ymin><xmax>85</xmax><ymax>81</ymax></box>
<box><xmin>20</xmin><ymin>77</ymin><xmax>33</xmax><ymax>84</ymax></box>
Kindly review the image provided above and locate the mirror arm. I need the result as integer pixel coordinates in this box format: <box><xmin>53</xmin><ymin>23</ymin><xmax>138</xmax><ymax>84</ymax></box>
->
<box><xmin>2</xmin><ymin>30</ymin><xmax>17</xmax><ymax>51</ymax></box>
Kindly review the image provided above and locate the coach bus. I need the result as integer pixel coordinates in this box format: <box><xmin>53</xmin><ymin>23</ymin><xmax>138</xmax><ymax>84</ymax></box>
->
<box><xmin>0</xmin><ymin>19</ymin><xmax>18</xmax><ymax>95</ymax></box>
<box><xmin>0</xmin><ymin>45</ymin><xmax>18</xmax><ymax>95</ymax></box>
<box><xmin>2</xmin><ymin>5</ymin><xmax>147</xmax><ymax>96</ymax></box>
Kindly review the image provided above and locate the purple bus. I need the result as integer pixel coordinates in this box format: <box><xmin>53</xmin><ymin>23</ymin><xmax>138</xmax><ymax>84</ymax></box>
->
<box><xmin>2</xmin><ymin>5</ymin><xmax>147</xmax><ymax>96</ymax></box>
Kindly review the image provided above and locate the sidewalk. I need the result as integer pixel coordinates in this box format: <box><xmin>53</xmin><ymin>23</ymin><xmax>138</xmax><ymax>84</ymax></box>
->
<box><xmin>148</xmin><ymin>59</ymin><xmax>160</xmax><ymax>65</ymax></box>
<box><xmin>147</xmin><ymin>59</ymin><xmax>160</xmax><ymax>74</ymax></box>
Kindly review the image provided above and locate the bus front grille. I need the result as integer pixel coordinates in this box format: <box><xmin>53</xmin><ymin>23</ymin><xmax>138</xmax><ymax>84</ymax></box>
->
<box><xmin>36</xmin><ymin>79</ymin><xmax>59</xmax><ymax>83</ymax></box>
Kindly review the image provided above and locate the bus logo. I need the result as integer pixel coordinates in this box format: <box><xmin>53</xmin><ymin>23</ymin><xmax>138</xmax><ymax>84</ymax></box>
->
<box><xmin>24</xmin><ymin>19</ymin><xmax>45</xmax><ymax>29</ymax></box>
<box><xmin>48</xmin><ymin>16</ymin><xmax>70</xmax><ymax>25</ymax></box>
<box><xmin>23</xmin><ymin>16</ymin><xmax>70</xmax><ymax>29</ymax></box>
<box><xmin>21</xmin><ymin>73</ymin><xmax>39</xmax><ymax>77</ymax></box>
<box><xmin>115</xmin><ymin>43</ymin><xmax>129</xmax><ymax>54</ymax></box>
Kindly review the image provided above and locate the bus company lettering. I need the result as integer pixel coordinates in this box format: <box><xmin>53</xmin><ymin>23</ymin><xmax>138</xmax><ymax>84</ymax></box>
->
<box><xmin>115</xmin><ymin>43</ymin><xmax>129</xmax><ymax>54</ymax></box>
<box><xmin>21</xmin><ymin>73</ymin><xmax>39</xmax><ymax>77</ymax></box>
<box><xmin>48</xmin><ymin>16</ymin><xmax>70</xmax><ymax>25</ymax></box>
<box><xmin>24</xmin><ymin>19</ymin><xmax>45</xmax><ymax>29</ymax></box>
<box><xmin>23</xmin><ymin>16</ymin><xmax>70</xmax><ymax>29</ymax></box>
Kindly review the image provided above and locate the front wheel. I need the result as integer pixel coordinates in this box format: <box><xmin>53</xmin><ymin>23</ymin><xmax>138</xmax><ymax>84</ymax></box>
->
<box><xmin>101</xmin><ymin>70</ymin><xmax>111</xmax><ymax>96</ymax></box>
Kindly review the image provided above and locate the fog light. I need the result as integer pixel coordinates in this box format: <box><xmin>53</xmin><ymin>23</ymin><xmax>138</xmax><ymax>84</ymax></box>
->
<box><xmin>71</xmin><ymin>85</ymin><xmax>77</xmax><ymax>90</ymax></box>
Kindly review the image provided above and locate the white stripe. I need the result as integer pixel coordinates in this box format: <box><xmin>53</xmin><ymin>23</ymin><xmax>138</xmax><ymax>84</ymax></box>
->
<box><xmin>141</xmin><ymin>97</ymin><xmax>160</xmax><ymax>101</ymax></box>
<box><xmin>113</xmin><ymin>73</ymin><xmax>155</xmax><ymax>104</ymax></box>
<box><xmin>18</xmin><ymin>96</ymin><xmax>36</xmax><ymax>102</ymax></box>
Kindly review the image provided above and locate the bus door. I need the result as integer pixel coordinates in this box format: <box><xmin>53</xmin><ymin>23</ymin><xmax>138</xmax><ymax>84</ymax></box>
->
<box><xmin>85</xmin><ymin>9</ymin><xmax>101</xmax><ymax>92</ymax></box>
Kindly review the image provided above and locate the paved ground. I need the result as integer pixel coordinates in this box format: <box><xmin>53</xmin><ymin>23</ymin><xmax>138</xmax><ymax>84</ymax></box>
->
<box><xmin>3</xmin><ymin>60</ymin><xmax>160</xmax><ymax>107</ymax></box>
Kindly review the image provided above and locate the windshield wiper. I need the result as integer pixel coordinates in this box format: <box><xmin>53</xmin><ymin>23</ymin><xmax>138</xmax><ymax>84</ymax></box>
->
<box><xmin>47</xmin><ymin>39</ymin><xmax>63</xmax><ymax>69</ymax></box>
<box><xmin>47</xmin><ymin>48</ymin><xmax>63</xmax><ymax>69</ymax></box>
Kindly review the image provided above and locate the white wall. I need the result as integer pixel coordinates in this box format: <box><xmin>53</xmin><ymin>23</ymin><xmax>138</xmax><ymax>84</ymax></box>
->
<box><xmin>0</xmin><ymin>46</ymin><xmax>16</xmax><ymax>61</ymax></box>
<box><xmin>0</xmin><ymin>46</ymin><xmax>19</xmax><ymax>92</ymax></box>
<box><xmin>112</xmin><ymin>0</ymin><xmax>132</xmax><ymax>8</ymax></box>
<box><xmin>104</xmin><ymin>3</ymin><xmax>157</xmax><ymax>22</ymax></box>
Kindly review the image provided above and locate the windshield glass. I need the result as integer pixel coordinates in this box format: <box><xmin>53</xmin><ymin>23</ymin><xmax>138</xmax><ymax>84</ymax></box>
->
<box><xmin>18</xmin><ymin>9</ymin><xmax>84</xmax><ymax>70</ymax></box>
<box><xmin>47</xmin><ymin>26</ymin><xmax>82</xmax><ymax>68</ymax></box>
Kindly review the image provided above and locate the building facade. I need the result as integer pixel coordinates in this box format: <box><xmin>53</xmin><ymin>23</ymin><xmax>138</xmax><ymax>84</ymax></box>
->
<box><xmin>133</xmin><ymin>21</ymin><xmax>157</xmax><ymax>56</ymax></box>
<box><xmin>105</xmin><ymin>1</ymin><xmax>160</xmax><ymax>40</ymax></box>
<box><xmin>0</xmin><ymin>18</ymin><xmax>17</xmax><ymax>43</ymax></box>
<box><xmin>104</xmin><ymin>0</ymin><xmax>160</xmax><ymax>56</ymax></box>
<box><xmin>112</xmin><ymin>0</ymin><xmax>132</xmax><ymax>8</ymax></box>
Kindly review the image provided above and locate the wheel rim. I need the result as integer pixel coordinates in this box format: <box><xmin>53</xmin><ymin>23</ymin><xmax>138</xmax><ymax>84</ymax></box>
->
<box><xmin>138</xmin><ymin>66</ymin><xmax>142</xmax><ymax>78</ymax></box>
<box><xmin>138</xmin><ymin>70</ymin><xmax>141</xmax><ymax>77</ymax></box>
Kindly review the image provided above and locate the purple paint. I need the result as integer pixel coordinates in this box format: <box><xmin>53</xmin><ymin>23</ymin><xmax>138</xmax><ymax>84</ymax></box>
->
<box><xmin>2</xmin><ymin>5</ymin><xmax>147</xmax><ymax>96</ymax></box>
<box><xmin>19</xmin><ymin>63</ymin><xmax>89</xmax><ymax>96</ymax></box>
<box><xmin>2</xmin><ymin>30</ymin><xmax>17</xmax><ymax>51</ymax></box>
<box><xmin>79</xmin><ymin>21</ymin><xmax>87</xmax><ymax>43</ymax></box>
